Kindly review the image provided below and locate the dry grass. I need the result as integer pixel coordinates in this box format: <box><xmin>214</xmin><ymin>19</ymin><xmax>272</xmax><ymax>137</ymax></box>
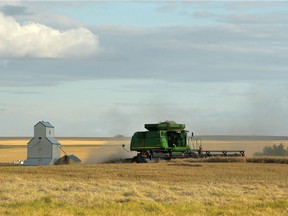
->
<box><xmin>0</xmin><ymin>162</ymin><xmax>287</xmax><ymax>215</ymax></box>
<box><xmin>0</xmin><ymin>138</ymin><xmax>29</xmax><ymax>146</ymax></box>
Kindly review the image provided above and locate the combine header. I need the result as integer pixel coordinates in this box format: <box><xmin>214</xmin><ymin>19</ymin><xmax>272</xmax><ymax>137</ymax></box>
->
<box><xmin>129</xmin><ymin>121</ymin><xmax>244</xmax><ymax>163</ymax></box>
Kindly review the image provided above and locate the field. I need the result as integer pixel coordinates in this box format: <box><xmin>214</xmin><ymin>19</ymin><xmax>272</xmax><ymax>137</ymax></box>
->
<box><xmin>0</xmin><ymin>161</ymin><xmax>288</xmax><ymax>215</ymax></box>
<box><xmin>0</xmin><ymin>136</ymin><xmax>288</xmax><ymax>215</ymax></box>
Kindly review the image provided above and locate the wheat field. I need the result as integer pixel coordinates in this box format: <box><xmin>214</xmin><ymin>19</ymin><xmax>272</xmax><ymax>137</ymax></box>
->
<box><xmin>1</xmin><ymin>137</ymin><xmax>288</xmax><ymax>215</ymax></box>
<box><xmin>0</xmin><ymin>161</ymin><xmax>288</xmax><ymax>215</ymax></box>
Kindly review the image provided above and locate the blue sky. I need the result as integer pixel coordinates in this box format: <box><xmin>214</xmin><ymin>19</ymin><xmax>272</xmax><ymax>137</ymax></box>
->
<box><xmin>1</xmin><ymin>1</ymin><xmax>288</xmax><ymax>137</ymax></box>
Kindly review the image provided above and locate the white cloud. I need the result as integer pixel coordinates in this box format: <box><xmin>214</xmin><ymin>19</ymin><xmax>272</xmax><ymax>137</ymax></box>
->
<box><xmin>0</xmin><ymin>12</ymin><xmax>99</xmax><ymax>58</ymax></box>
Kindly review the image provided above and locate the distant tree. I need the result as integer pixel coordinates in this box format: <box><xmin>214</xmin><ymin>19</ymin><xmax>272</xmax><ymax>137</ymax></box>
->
<box><xmin>253</xmin><ymin>151</ymin><xmax>263</xmax><ymax>156</ymax></box>
<box><xmin>253</xmin><ymin>143</ymin><xmax>288</xmax><ymax>156</ymax></box>
<box><xmin>114</xmin><ymin>134</ymin><xmax>125</xmax><ymax>138</ymax></box>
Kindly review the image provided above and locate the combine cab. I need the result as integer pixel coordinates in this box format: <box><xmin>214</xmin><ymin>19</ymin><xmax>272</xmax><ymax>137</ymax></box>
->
<box><xmin>130</xmin><ymin>121</ymin><xmax>244</xmax><ymax>163</ymax></box>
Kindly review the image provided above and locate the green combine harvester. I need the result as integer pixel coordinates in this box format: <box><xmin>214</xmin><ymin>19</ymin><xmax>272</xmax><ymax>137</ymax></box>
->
<box><xmin>129</xmin><ymin>121</ymin><xmax>245</xmax><ymax>163</ymax></box>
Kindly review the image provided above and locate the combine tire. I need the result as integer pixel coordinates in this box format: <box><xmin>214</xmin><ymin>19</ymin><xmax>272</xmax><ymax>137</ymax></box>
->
<box><xmin>132</xmin><ymin>155</ymin><xmax>147</xmax><ymax>163</ymax></box>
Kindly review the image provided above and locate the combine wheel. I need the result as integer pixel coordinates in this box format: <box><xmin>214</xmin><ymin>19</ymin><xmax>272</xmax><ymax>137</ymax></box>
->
<box><xmin>132</xmin><ymin>155</ymin><xmax>147</xmax><ymax>163</ymax></box>
<box><xmin>189</xmin><ymin>151</ymin><xmax>198</xmax><ymax>158</ymax></box>
<box><xmin>165</xmin><ymin>150</ymin><xmax>172</xmax><ymax>160</ymax></box>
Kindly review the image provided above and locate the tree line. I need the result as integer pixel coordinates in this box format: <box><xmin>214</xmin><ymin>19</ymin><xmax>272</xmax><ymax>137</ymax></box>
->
<box><xmin>254</xmin><ymin>143</ymin><xmax>288</xmax><ymax>156</ymax></box>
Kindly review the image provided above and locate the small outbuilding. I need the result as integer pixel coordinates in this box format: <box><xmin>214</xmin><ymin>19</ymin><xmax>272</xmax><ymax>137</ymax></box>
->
<box><xmin>55</xmin><ymin>154</ymin><xmax>81</xmax><ymax>165</ymax></box>
<box><xmin>24</xmin><ymin>121</ymin><xmax>61</xmax><ymax>166</ymax></box>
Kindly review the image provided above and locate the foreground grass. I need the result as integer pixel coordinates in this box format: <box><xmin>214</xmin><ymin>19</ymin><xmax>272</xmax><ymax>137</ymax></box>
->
<box><xmin>0</xmin><ymin>162</ymin><xmax>288</xmax><ymax>215</ymax></box>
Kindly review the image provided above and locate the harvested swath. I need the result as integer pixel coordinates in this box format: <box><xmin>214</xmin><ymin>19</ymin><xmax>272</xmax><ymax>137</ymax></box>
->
<box><xmin>173</xmin><ymin>156</ymin><xmax>288</xmax><ymax>164</ymax></box>
<box><xmin>246</xmin><ymin>156</ymin><xmax>288</xmax><ymax>164</ymax></box>
<box><xmin>165</xmin><ymin>157</ymin><xmax>246</xmax><ymax>164</ymax></box>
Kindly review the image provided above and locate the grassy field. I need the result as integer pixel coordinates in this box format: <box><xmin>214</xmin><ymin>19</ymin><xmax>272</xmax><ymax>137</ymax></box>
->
<box><xmin>0</xmin><ymin>161</ymin><xmax>287</xmax><ymax>215</ymax></box>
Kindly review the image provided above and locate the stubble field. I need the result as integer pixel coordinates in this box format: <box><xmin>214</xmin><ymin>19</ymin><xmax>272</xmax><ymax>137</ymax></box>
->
<box><xmin>0</xmin><ymin>161</ymin><xmax>288</xmax><ymax>215</ymax></box>
<box><xmin>0</xmin><ymin>136</ymin><xmax>288</xmax><ymax>215</ymax></box>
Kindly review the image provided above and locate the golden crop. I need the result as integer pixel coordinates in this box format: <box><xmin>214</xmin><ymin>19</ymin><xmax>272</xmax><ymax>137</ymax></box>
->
<box><xmin>0</xmin><ymin>162</ymin><xmax>288</xmax><ymax>215</ymax></box>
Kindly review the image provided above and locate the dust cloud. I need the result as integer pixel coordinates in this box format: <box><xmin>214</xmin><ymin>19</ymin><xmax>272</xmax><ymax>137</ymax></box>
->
<box><xmin>83</xmin><ymin>145</ymin><xmax>136</xmax><ymax>164</ymax></box>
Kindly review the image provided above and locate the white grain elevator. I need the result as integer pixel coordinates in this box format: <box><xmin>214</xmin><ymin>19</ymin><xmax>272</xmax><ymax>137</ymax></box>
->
<box><xmin>24</xmin><ymin>121</ymin><xmax>61</xmax><ymax>166</ymax></box>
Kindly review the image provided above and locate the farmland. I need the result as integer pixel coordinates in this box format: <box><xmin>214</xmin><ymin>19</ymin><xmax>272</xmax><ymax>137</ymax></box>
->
<box><xmin>0</xmin><ymin>161</ymin><xmax>288</xmax><ymax>215</ymax></box>
<box><xmin>0</xmin><ymin>136</ymin><xmax>288</xmax><ymax>215</ymax></box>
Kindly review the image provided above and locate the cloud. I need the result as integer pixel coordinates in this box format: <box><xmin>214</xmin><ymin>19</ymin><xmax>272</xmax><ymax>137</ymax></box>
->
<box><xmin>0</xmin><ymin>12</ymin><xmax>99</xmax><ymax>58</ymax></box>
<box><xmin>223</xmin><ymin>1</ymin><xmax>288</xmax><ymax>11</ymax></box>
<box><xmin>0</xmin><ymin>5</ymin><xmax>30</xmax><ymax>16</ymax></box>
<box><xmin>191</xmin><ymin>4</ymin><xmax>288</xmax><ymax>26</ymax></box>
<box><xmin>156</xmin><ymin>3</ymin><xmax>179</xmax><ymax>13</ymax></box>
<box><xmin>217</xmin><ymin>13</ymin><xmax>288</xmax><ymax>25</ymax></box>
<box><xmin>1</xmin><ymin>21</ymin><xmax>288</xmax><ymax>87</ymax></box>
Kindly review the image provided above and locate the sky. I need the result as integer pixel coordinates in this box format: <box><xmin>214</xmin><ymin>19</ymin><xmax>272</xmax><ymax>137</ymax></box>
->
<box><xmin>1</xmin><ymin>1</ymin><xmax>288</xmax><ymax>137</ymax></box>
